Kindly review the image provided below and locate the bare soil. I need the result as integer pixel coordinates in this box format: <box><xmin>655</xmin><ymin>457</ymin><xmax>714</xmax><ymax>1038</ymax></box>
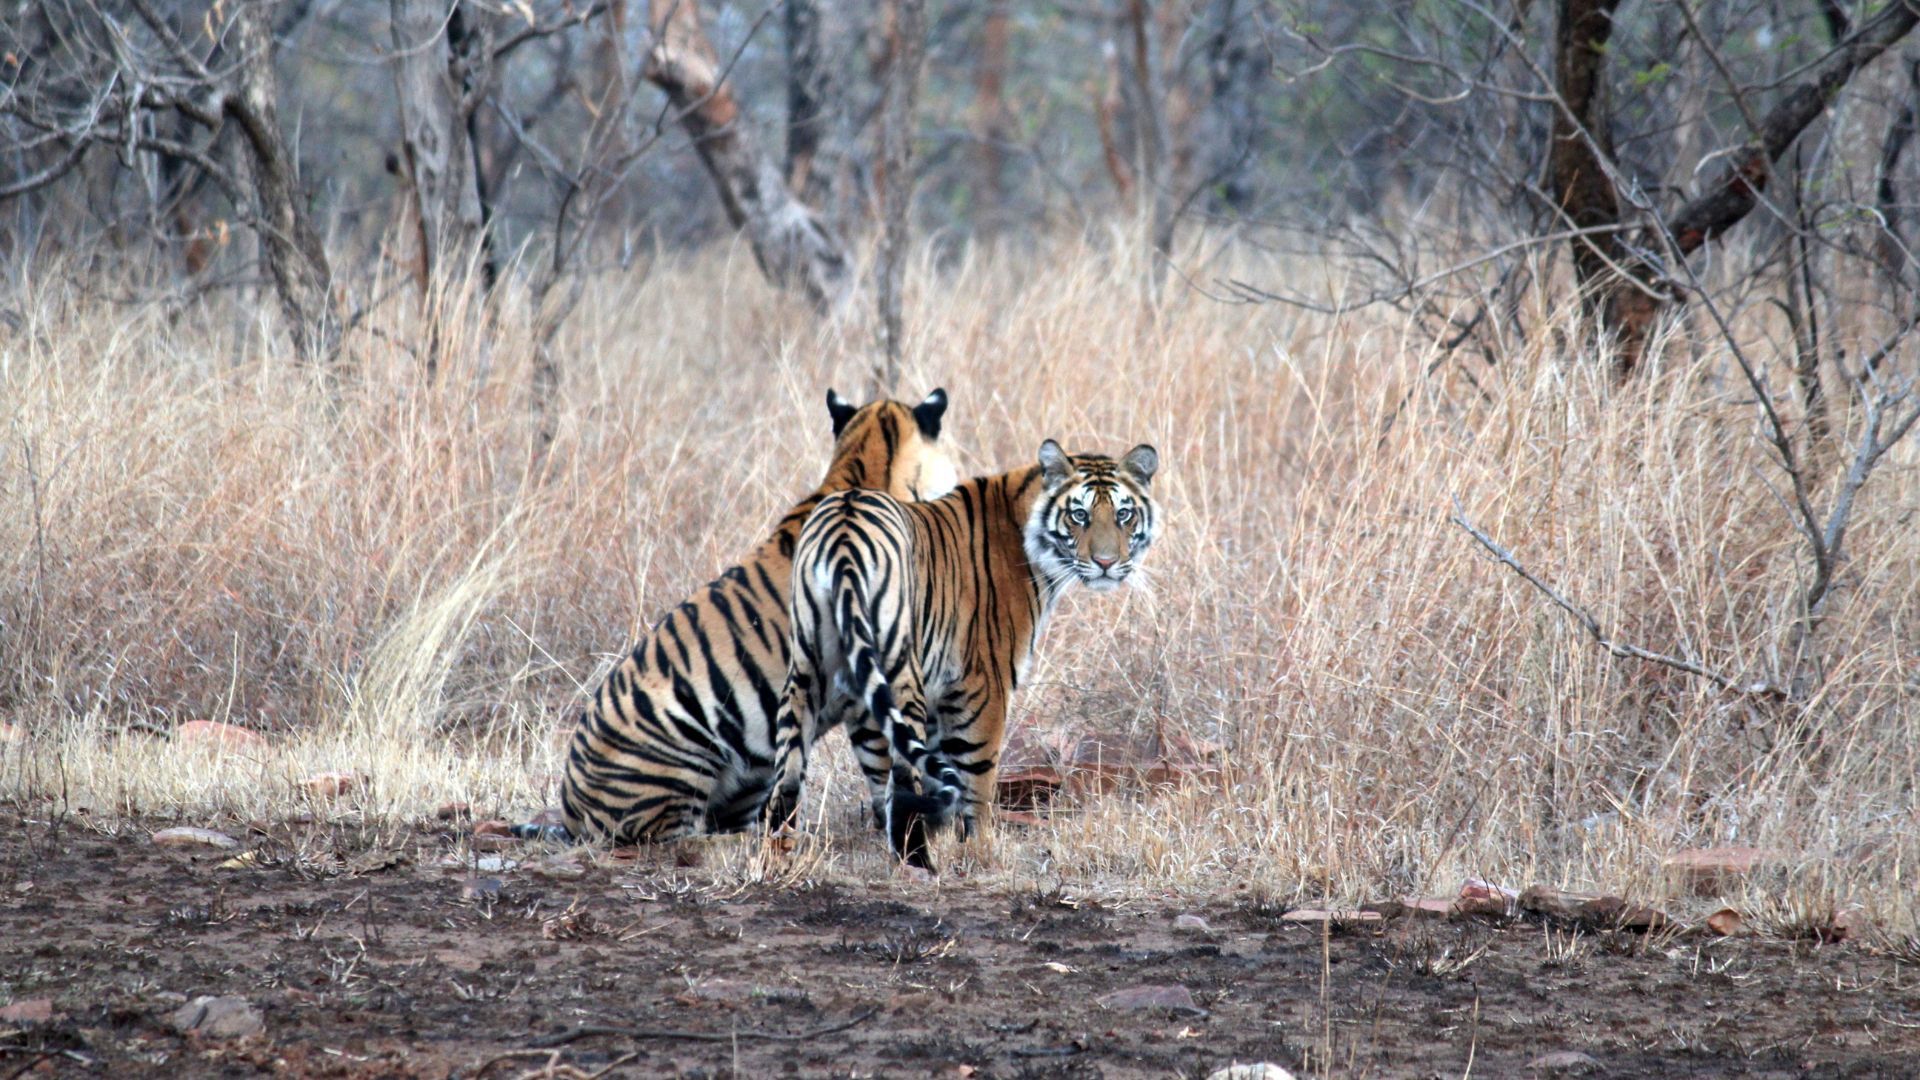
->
<box><xmin>2</xmin><ymin>810</ymin><xmax>1917</xmax><ymax>1079</ymax></box>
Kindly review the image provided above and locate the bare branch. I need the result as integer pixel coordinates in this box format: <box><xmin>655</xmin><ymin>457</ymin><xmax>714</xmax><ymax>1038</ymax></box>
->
<box><xmin>1451</xmin><ymin>501</ymin><xmax>1779</xmax><ymax>698</ymax></box>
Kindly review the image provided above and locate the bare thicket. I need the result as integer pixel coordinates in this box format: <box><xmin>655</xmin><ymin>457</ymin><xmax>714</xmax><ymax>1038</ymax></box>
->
<box><xmin>5</xmin><ymin>2</ymin><xmax>1920</xmax><ymax>908</ymax></box>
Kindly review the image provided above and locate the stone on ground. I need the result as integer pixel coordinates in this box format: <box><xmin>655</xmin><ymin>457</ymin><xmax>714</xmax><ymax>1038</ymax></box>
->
<box><xmin>167</xmin><ymin>995</ymin><xmax>264</xmax><ymax>1039</ymax></box>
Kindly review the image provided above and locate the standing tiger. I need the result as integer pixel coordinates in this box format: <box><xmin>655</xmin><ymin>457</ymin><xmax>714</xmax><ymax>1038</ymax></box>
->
<box><xmin>556</xmin><ymin>389</ymin><xmax>958</xmax><ymax>844</ymax></box>
<box><xmin>766</xmin><ymin>439</ymin><xmax>1161</xmax><ymax>868</ymax></box>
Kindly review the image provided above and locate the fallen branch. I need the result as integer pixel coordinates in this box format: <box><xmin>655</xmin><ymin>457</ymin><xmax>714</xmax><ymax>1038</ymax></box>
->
<box><xmin>526</xmin><ymin>1006</ymin><xmax>879</xmax><ymax>1050</ymax></box>
<box><xmin>1450</xmin><ymin>500</ymin><xmax>1781</xmax><ymax>698</ymax></box>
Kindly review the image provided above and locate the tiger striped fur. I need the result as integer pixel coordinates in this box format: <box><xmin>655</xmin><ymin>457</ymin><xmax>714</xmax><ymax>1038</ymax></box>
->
<box><xmin>556</xmin><ymin>389</ymin><xmax>957</xmax><ymax>845</ymax></box>
<box><xmin>766</xmin><ymin>439</ymin><xmax>1161</xmax><ymax>868</ymax></box>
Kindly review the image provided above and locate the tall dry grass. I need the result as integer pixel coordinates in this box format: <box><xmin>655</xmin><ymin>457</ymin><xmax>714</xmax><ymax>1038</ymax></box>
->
<box><xmin>1</xmin><ymin>233</ymin><xmax>1915</xmax><ymax>924</ymax></box>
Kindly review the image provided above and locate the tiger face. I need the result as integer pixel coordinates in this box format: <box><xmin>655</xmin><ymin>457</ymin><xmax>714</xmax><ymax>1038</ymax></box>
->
<box><xmin>1028</xmin><ymin>440</ymin><xmax>1160</xmax><ymax>592</ymax></box>
<box><xmin>827</xmin><ymin>387</ymin><xmax>959</xmax><ymax>502</ymax></box>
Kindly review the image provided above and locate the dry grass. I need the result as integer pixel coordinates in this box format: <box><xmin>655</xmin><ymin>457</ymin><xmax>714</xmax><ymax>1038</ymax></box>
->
<box><xmin>2</xmin><ymin>232</ymin><xmax>1916</xmax><ymax>926</ymax></box>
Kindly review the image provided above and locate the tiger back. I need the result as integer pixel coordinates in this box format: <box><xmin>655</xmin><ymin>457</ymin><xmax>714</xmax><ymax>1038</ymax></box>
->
<box><xmin>558</xmin><ymin>389</ymin><xmax>957</xmax><ymax>844</ymax></box>
<box><xmin>767</xmin><ymin>439</ymin><xmax>1161</xmax><ymax>868</ymax></box>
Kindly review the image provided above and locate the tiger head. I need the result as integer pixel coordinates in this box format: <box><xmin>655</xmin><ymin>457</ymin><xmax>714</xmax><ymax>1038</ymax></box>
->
<box><xmin>1027</xmin><ymin>440</ymin><xmax>1161</xmax><ymax>592</ymax></box>
<box><xmin>824</xmin><ymin>387</ymin><xmax>959</xmax><ymax>502</ymax></box>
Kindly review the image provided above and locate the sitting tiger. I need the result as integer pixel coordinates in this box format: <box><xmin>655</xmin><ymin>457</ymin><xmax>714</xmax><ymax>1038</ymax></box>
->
<box><xmin>766</xmin><ymin>439</ymin><xmax>1161</xmax><ymax>869</ymax></box>
<box><xmin>555</xmin><ymin>389</ymin><xmax>957</xmax><ymax>844</ymax></box>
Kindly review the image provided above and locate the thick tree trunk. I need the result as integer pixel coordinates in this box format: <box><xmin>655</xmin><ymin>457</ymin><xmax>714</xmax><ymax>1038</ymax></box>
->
<box><xmin>1202</xmin><ymin>0</ymin><xmax>1266</xmax><ymax>214</ymax></box>
<box><xmin>972</xmin><ymin>1</ymin><xmax>1012</xmax><ymax>228</ymax></box>
<box><xmin>875</xmin><ymin>0</ymin><xmax>924</xmax><ymax>390</ymax></box>
<box><xmin>391</xmin><ymin>0</ymin><xmax>486</xmax><ymax>289</ymax></box>
<box><xmin>1552</xmin><ymin>0</ymin><xmax>1920</xmax><ymax>374</ymax></box>
<box><xmin>648</xmin><ymin>0</ymin><xmax>851</xmax><ymax>312</ymax></box>
<box><xmin>230</xmin><ymin>4</ymin><xmax>337</xmax><ymax>362</ymax></box>
<box><xmin>1549</xmin><ymin>0</ymin><xmax>1654</xmax><ymax>370</ymax></box>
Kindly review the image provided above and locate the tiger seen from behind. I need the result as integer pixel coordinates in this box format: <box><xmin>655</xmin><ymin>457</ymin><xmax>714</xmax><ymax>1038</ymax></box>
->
<box><xmin>556</xmin><ymin>389</ymin><xmax>958</xmax><ymax>845</ymax></box>
<box><xmin>765</xmin><ymin>439</ymin><xmax>1161</xmax><ymax>869</ymax></box>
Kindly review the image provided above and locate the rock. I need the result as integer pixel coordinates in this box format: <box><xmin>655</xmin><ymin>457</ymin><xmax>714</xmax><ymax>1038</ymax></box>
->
<box><xmin>1368</xmin><ymin>897</ymin><xmax>1454</xmax><ymax>920</ymax></box>
<box><xmin>1663</xmin><ymin>847</ymin><xmax>1779</xmax><ymax>895</ymax></box>
<box><xmin>1095</xmin><ymin>984</ymin><xmax>1207</xmax><ymax>1017</ymax></box>
<box><xmin>175</xmin><ymin>721</ymin><xmax>268</xmax><ymax>751</ymax></box>
<box><xmin>152</xmin><ymin>827</ymin><xmax>242</xmax><ymax>851</ymax></box>
<box><xmin>1525</xmin><ymin>1050</ymin><xmax>1601</xmax><ymax>1074</ymax></box>
<box><xmin>1206</xmin><ymin>1067</ymin><xmax>1297</xmax><ymax>1080</ymax></box>
<box><xmin>435</xmin><ymin>801</ymin><xmax>473</xmax><ymax>822</ymax></box>
<box><xmin>996</xmin><ymin>765</ymin><xmax>1064</xmax><ymax>811</ymax></box>
<box><xmin>1705</xmin><ymin>907</ymin><xmax>1745</xmax><ymax>936</ymax></box>
<box><xmin>527</xmin><ymin>857</ymin><xmax>586</xmax><ymax>881</ymax></box>
<box><xmin>1454</xmin><ymin>877</ymin><xmax>1517</xmax><ymax>917</ymax></box>
<box><xmin>167</xmin><ymin>995</ymin><xmax>264</xmax><ymax>1039</ymax></box>
<box><xmin>1173</xmin><ymin>913</ymin><xmax>1214</xmax><ymax>935</ymax></box>
<box><xmin>1568</xmin><ymin>895</ymin><xmax>1670</xmax><ymax>931</ymax></box>
<box><xmin>300</xmin><ymin>772</ymin><xmax>354</xmax><ymax>798</ymax></box>
<box><xmin>0</xmin><ymin>998</ymin><xmax>55</xmax><ymax>1024</ymax></box>
<box><xmin>1280</xmin><ymin>909</ymin><xmax>1383</xmax><ymax>929</ymax></box>
<box><xmin>473</xmin><ymin>855</ymin><xmax>518</xmax><ymax>873</ymax></box>
<box><xmin>461</xmin><ymin>876</ymin><xmax>503</xmax><ymax>901</ymax></box>
<box><xmin>1520</xmin><ymin>886</ymin><xmax>1670</xmax><ymax>931</ymax></box>
<box><xmin>472</xmin><ymin>820</ymin><xmax>515</xmax><ymax>838</ymax></box>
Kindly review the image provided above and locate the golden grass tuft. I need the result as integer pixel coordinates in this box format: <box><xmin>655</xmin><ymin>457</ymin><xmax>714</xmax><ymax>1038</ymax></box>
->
<box><xmin>2</xmin><ymin>234</ymin><xmax>1916</xmax><ymax>921</ymax></box>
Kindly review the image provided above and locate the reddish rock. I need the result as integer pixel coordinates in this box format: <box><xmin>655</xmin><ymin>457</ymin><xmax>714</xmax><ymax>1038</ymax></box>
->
<box><xmin>1281</xmin><ymin>909</ymin><xmax>1384</xmax><ymax>929</ymax></box>
<box><xmin>152</xmin><ymin>827</ymin><xmax>242</xmax><ymax>851</ymax></box>
<box><xmin>300</xmin><ymin>772</ymin><xmax>355</xmax><ymax>798</ymax></box>
<box><xmin>175</xmin><ymin>721</ymin><xmax>268</xmax><ymax>751</ymax></box>
<box><xmin>1454</xmin><ymin>878</ymin><xmax>1518</xmax><ymax>919</ymax></box>
<box><xmin>996</xmin><ymin>766</ymin><xmax>1063</xmax><ymax>810</ymax></box>
<box><xmin>0</xmin><ymin>998</ymin><xmax>55</xmax><ymax>1024</ymax></box>
<box><xmin>1663</xmin><ymin>847</ymin><xmax>1780</xmax><ymax>895</ymax></box>
<box><xmin>1095</xmin><ymin>984</ymin><xmax>1208</xmax><ymax>1017</ymax></box>
<box><xmin>1578</xmin><ymin>895</ymin><xmax>1671</xmax><ymax>931</ymax></box>
<box><xmin>1705</xmin><ymin>907</ymin><xmax>1746</xmax><ymax>936</ymax></box>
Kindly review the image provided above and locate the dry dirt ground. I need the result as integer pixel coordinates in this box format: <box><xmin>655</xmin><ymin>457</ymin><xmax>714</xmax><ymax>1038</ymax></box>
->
<box><xmin>3</xmin><ymin>810</ymin><xmax>1919</xmax><ymax>1079</ymax></box>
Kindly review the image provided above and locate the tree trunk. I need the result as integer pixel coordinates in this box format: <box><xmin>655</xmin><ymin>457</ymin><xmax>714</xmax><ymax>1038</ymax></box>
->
<box><xmin>875</xmin><ymin>0</ymin><xmax>924</xmax><ymax>391</ymax></box>
<box><xmin>391</xmin><ymin>0</ymin><xmax>486</xmax><ymax>289</ymax></box>
<box><xmin>1202</xmin><ymin>0</ymin><xmax>1265</xmax><ymax>214</ymax></box>
<box><xmin>230</xmin><ymin>3</ymin><xmax>337</xmax><ymax>362</ymax></box>
<box><xmin>1549</xmin><ymin>0</ymin><xmax>1653</xmax><ymax>370</ymax></box>
<box><xmin>647</xmin><ymin>0</ymin><xmax>852</xmax><ymax>313</ymax></box>
<box><xmin>972</xmin><ymin>1</ymin><xmax>1012</xmax><ymax>229</ymax></box>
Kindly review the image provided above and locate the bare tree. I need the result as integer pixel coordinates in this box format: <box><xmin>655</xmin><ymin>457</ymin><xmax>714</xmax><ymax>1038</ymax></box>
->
<box><xmin>390</xmin><ymin>0</ymin><xmax>493</xmax><ymax>292</ymax></box>
<box><xmin>645</xmin><ymin>0</ymin><xmax>852</xmax><ymax>312</ymax></box>
<box><xmin>0</xmin><ymin>0</ymin><xmax>337</xmax><ymax>360</ymax></box>
<box><xmin>971</xmin><ymin>1</ymin><xmax>1013</xmax><ymax>230</ymax></box>
<box><xmin>1550</xmin><ymin>0</ymin><xmax>1920</xmax><ymax>371</ymax></box>
<box><xmin>874</xmin><ymin>0</ymin><xmax>925</xmax><ymax>390</ymax></box>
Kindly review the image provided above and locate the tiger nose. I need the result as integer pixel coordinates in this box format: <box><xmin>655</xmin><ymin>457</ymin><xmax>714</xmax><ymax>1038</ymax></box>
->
<box><xmin>1092</xmin><ymin>554</ymin><xmax>1116</xmax><ymax>569</ymax></box>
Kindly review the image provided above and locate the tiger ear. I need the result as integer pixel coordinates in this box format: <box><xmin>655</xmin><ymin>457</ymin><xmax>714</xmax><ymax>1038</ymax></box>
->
<box><xmin>1121</xmin><ymin>444</ymin><xmax>1159</xmax><ymax>485</ymax></box>
<box><xmin>826</xmin><ymin>388</ymin><xmax>858</xmax><ymax>437</ymax></box>
<box><xmin>1037</xmin><ymin>439</ymin><xmax>1073</xmax><ymax>487</ymax></box>
<box><xmin>912</xmin><ymin>388</ymin><xmax>947</xmax><ymax>440</ymax></box>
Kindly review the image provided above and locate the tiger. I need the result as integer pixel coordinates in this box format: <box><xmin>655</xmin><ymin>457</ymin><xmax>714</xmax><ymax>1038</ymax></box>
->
<box><xmin>553</xmin><ymin>389</ymin><xmax>958</xmax><ymax>845</ymax></box>
<box><xmin>764</xmin><ymin>438</ymin><xmax>1161</xmax><ymax>869</ymax></box>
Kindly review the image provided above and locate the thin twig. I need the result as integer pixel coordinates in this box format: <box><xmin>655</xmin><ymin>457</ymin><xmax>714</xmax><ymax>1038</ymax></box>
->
<box><xmin>1450</xmin><ymin>500</ymin><xmax>1779</xmax><ymax>698</ymax></box>
<box><xmin>525</xmin><ymin>1006</ymin><xmax>878</xmax><ymax>1050</ymax></box>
